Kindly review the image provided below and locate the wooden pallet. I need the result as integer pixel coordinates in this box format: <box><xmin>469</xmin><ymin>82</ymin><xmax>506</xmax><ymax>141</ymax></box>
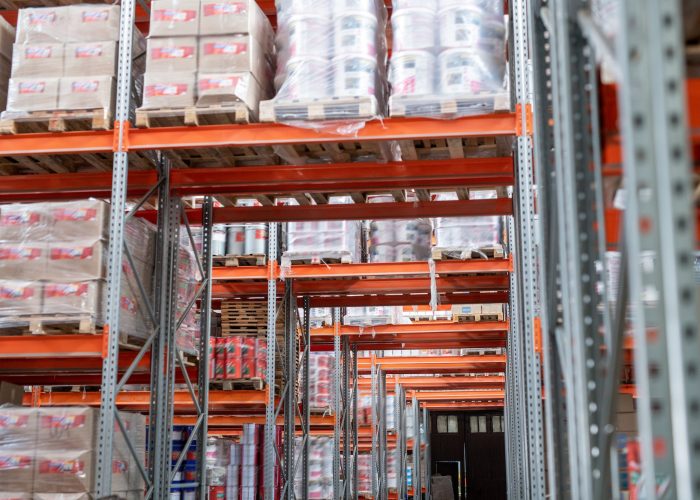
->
<box><xmin>431</xmin><ymin>245</ymin><xmax>505</xmax><ymax>261</ymax></box>
<box><xmin>0</xmin><ymin>314</ymin><xmax>99</xmax><ymax>335</ymax></box>
<box><xmin>454</xmin><ymin>312</ymin><xmax>505</xmax><ymax>323</ymax></box>
<box><xmin>282</xmin><ymin>251</ymin><xmax>354</xmax><ymax>265</ymax></box>
<box><xmin>389</xmin><ymin>92</ymin><xmax>510</xmax><ymax>119</ymax></box>
<box><xmin>210</xmin><ymin>377</ymin><xmax>265</xmax><ymax>391</ymax></box>
<box><xmin>0</xmin><ymin>108</ymin><xmax>112</xmax><ymax>134</ymax></box>
<box><xmin>213</xmin><ymin>253</ymin><xmax>266</xmax><ymax>267</ymax></box>
<box><xmin>343</xmin><ymin>316</ymin><xmax>395</xmax><ymax>327</ymax></box>
<box><xmin>135</xmin><ymin>103</ymin><xmax>253</xmax><ymax>128</ymax></box>
<box><xmin>260</xmin><ymin>95</ymin><xmax>379</xmax><ymax>123</ymax></box>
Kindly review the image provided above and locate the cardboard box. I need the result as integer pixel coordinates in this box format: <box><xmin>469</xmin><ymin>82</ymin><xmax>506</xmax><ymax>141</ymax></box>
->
<box><xmin>37</xmin><ymin>407</ymin><xmax>96</xmax><ymax>451</ymax></box>
<box><xmin>241</xmin><ymin>337</ymin><xmax>255</xmax><ymax>378</ymax></box>
<box><xmin>198</xmin><ymin>35</ymin><xmax>270</xmax><ymax>85</ymax></box>
<box><xmin>34</xmin><ymin>494</ymin><xmax>90</xmax><ymax>500</ymax></box>
<box><xmin>214</xmin><ymin>338</ymin><xmax>226</xmax><ymax>379</ymax></box>
<box><xmin>58</xmin><ymin>76</ymin><xmax>114</xmax><ymax>111</ymax></box>
<box><xmin>11</xmin><ymin>43</ymin><xmax>63</xmax><ymax>77</ymax></box>
<box><xmin>142</xmin><ymin>71</ymin><xmax>196</xmax><ymax>109</ymax></box>
<box><xmin>0</xmin><ymin>16</ymin><xmax>15</xmax><ymax>62</ymax></box>
<box><xmin>199</xmin><ymin>0</ymin><xmax>274</xmax><ymax>51</ymax></box>
<box><xmin>0</xmin><ymin>449</ymin><xmax>34</xmax><ymax>491</ymax></box>
<box><xmin>16</xmin><ymin>7</ymin><xmax>70</xmax><ymax>44</ymax></box>
<box><xmin>42</xmin><ymin>280</ymin><xmax>102</xmax><ymax>316</ymax></box>
<box><xmin>47</xmin><ymin>200</ymin><xmax>109</xmax><ymax>240</ymax></box>
<box><xmin>0</xmin><ymin>280</ymin><xmax>42</xmax><ymax>316</ymax></box>
<box><xmin>33</xmin><ymin>449</ymin><xmax>94</xmax><ymax>494</ymax></box>
<box><xmin>0</xmin><ymin>493</ymin><xmax>32</xmax><ymax>500</ymax></box>
<box><xmin>63</xmin><ymin>41</ymin><xmax>117</xmax><ymax>77</ymax></box>
<box><xmin>0</xmin><ymin>202</ymin><xmax>50</xmax><ymax>242</ymax></box>
<box><xmin>6</xmin><ymin>77</ymin><xmax>59</xmax><ymax>112</ymax></box>
<box><xmin>451</xmin><ymin>304</ymin><xmax>481</xmax><ymax>316</ymax></box>
<box><xmin>225</xmin><ymin>337</ymin><xmax>242</xmax><ymax>379</ymax></box>
<box><xmin>150</xmin><ymin>0</ymin><xmax>200</xmax><ymax>37</ymax></box>
<box><xmin>0</xmin><ymin>242</ymin><xmax>47</xmax><ymax>280</ymax></box>
<box><xmin>255</xmin><ymin>338</ymin><xmax>267</xmax><ymax>379</ymax></box>
<box><xmin>47</xmin><ymin>239</ymin><xmax>105</xmax><ymax>280</ymax></box>
<box><xmin>146</xmin><ymin>36</ymin><xmax>198</xmax><ymax>73</ymax></box>
<box><xmin>0</xmin><ymin>382</ymin><xmax>23</xmax><ymax>405</ymax></box>
<box><xmin>196</xmin><ymin>71</ymin><xmax>262</xmax><ymax>110</ymax></box>
<box><xmin>0</xmin><ymin>408</ymin><xmax>38</xmax><ymax>448</ymax></box>
<box><xmin>69</xmin><ymin>4</ymin><xmax>120</xmax><ymax>42</ymax></box>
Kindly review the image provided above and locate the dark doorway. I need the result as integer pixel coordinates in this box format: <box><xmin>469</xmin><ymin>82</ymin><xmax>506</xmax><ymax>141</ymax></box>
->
<box><xmin>430</xmin><ymin>412</ymin><xmax>506</xmax><ymax>500</ymax></box>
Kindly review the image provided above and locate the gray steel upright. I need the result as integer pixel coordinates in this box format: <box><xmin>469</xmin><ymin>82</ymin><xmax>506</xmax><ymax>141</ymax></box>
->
<box><xmin>617</xmin><ymin>0</ymin><xmax>700</xmax><ymax>497</ymax></box>
<box><xmin>284</xmin><ymin>279</ymin><xmax>297</xmax><ymax>500</ymax></box>
<box><xmin>343</xmin><ymin>336</ymin><xmax>352</xmax><ymax>499</ymax></box>
<box><xmin>412</xmin><ymin>395</ymin><xmax>421</xmax><ymax>499</ymax></box>
<box><xmin>301</xmin><ymin>297</ymin><xmax>311</xmax><ymax>500</ymax></box>
<box><xmin>264</xmin><ymin>222</ymin><xmax>279</xmax><ymax>500</ymax></box>
<box><xmin>333</xmin><ymin>308</ymin><xmax>342</xmax><ymax>499</ymax></box>
<box><xmin>95</xmin><ymin>0</ymin><xmax>137</xmax><ymax>493</ymax></box>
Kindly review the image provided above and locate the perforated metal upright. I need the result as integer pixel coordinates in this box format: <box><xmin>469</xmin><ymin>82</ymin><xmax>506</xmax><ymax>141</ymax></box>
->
<box><xmin>412</xmin><ymin>395</ymin><xmax>421</xmax><ymax>499</ymax></box>
<box><xmin>264</xmin><ymin>222</ymin><xmax>279</xmax><ymax>500</ymax></box>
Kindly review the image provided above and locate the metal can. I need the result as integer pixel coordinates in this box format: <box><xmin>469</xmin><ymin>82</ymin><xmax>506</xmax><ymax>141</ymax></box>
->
<box><xmin>226</xmin><ymin>224</ymin><xmax>245</xmax><ymax>255</ymax></box>
<box><xmin>211</xmin><ymin>224</ymin><xmax>227</xmax><ymax>256</ymax></box>
<box><xmin>244</xmin><ymin>223</ymin><xmax>268</xmax><ymax>255</ymax></box>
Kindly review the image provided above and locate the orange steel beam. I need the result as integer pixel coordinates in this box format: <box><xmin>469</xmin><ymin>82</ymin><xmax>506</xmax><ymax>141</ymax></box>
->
<box><xmin>358</xmin><ymin>375</ymin><xmax>505</xmax><ymax>390</ymax></box>
<box><xmin>173</xmin><ymin>414</ymin><xmax>336</xmax><ymax>427</ymax></box>
<box><xmin>409</xmin><ymin>389</ymin><xmax>504</xmax><ymax>401</ymax></box>
<box><xmin>313</xmin><ymin>321</ymin><xmax>508</xmax><ymax>335</ymax></box>
<box><xmin>313</xmin><ymin>340</ymin><xmax>507</xmax><ymax>351</ymax></box>
<box><xmin>0</xmin><ymin>334</ymin><xmax>105</xmax><ymax>359</ymax></box>
<box><xmin>0</xmin><ymin>158</ymin><xmax>513</xmax><ymax>203</ymax></box>
<box><xmin>212</xmin><ymin>276</ymin><xmax>509</xmax><ymax>298</ymax></box>
<box><xmin>24</xmin><ymin>390</ymin><xmax>269</xmax><ymax>412</ymax></box>
<box><xmin>421</xmin><ymin>401</ymin><xmax>504</xmax><ymax>410</ymax></box>
<box><xmin>304</xmin><ymin>291</ymin><xmax>511</xmax><ymax>307</ymax></box>
<box><xmin>213</xmin><ymin>259</ymin><xmax>511</xmax><ymax>281</ymax></box>
<box><xmin>357</xmin><ymin>355</ymin><xmax>505</xmax><ymax>375</ymax></box>
<box><xmin>137</xmin><ymin>197</ymin><xmax>514</xmax><ymax>224</ymax></box>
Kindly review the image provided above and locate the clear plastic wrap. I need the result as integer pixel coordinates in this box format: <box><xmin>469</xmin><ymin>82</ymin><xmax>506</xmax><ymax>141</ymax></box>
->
<box><xmin>388</xmin><ymin>0</ymin><xmax>508</xmax><ymax>118</ymax></box>
<box><xmin>433</xmin><ymin>190</ymin><xmax>503</xmax><ymax>254</ymax></box>
<box><xmin>4</xmin><ymin>5</ymin><xmax>145</xmax><ymax>123</ymax></box>
<box><xmin>294</xmin><ymin>436</ymin><xmax>334</xmax><ymax>499</ymax></box>
<box><xmin>209</xmin><ymin>336</ymin><xmax>268</xmax><ymax>380</ymax></box>
<box><xmin>0</xmin><ymin>406</ymin><xmax>145</xmax><ymax>497</ymax></box>
<box><xmin>343</xmin><ymin>305</ymin><xmax>402</xmax><ymax>326</ymax></box>
<box><xmin>367</xmin><ymin>194</ymin><xmax>432</xmax><ymax>263</ymax></box>
<box><xmin>282</xmin><ymin>196</ymin><xmax>362</xmax><ymax>268</ymax></box>
<box><xmin>260</xmin><ymin>0</ymin><xmax>388</xmax><ymax>133</ymax></box>
<box><xmin>139</xmin><ymin>0</ymin><xmax>274</xmax><ymax>122</ymax></box>
<box><xmin>357</xmin><ymin>453</ymin><xmax>372</xmax><ymax>495</ymax></box>
<box><xmin>304</xmin><ymin>353</ymin><xmax>334</xmax><ymax>411</ymax></box>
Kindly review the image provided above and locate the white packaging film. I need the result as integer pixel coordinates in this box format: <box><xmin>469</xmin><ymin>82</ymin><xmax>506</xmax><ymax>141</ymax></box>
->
<box><xmin>388</xmin><ymin>0</ymin><xmax>507</xmax><ymax>117</ymax></box>
<box><xmin>5</xmin><ymin>5</ymin><xmax>145</xmax><ymax>121</ymax></box>
<box><xmin>434</xmin><ymin>190</ymin><xmax>502</xmax><ymax>252</ymax></box>
<box><xmin>263</xmin><ymin>0</ymin><xmax>388</xmax><ymax>131</ymax></box>
<box><xmin>140</xmin><ymin>0</ymin><xmax>273</xmax><ymax>118</ymax></box>
<box><xmin>293</xmin><ymin>436</ymin><xmax>334</xmax><ymax>499</ymax></box>
<box><xmin>0</xmin><ymin>406</ymin><xmax>145</xmax><ymax>497</ymax></box>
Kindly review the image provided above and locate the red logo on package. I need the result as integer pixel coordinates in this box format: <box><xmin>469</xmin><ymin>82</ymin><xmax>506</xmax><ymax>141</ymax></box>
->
<box><xmin>151</xmin><ymin>46</ymin><xmax>195</xmax><ymax>59</ymax></box>
<box><xmin>52</xmin><ymin>208</ymin><xmax>97</xmax><ymax>222</ymax></box>
<box><xmin>199</xmin><ymin>76</ymin><xmax>239</xmax><ymax>91</ymax></box>
<box><xmin>0</xmin><ymin>247</ymin><xmax>42</xmax><ymax>260</ymax></box>
<box><xmin>113</xmin><ymin>460</ymin><xmax>128</xmax><ymax>474</ymax></box>
<box><xmin>27</xmin><ymin>11</ymin><xmax>56</xmax><ymax>25</ymax></box>
<box><xmin>204</xmin><ymin>42</ymin><xmax>248</xmax><ymax>55</ymax></box>
<box><xmin>44</xmin><ymin>283</ymin><xmax>88</xmax><ymax>298</ymax></box>
<box><xmin>75</xmin><ymin>45</ymin><xmax>104</xmax><ymax>58</ymax></box>
<box><xmin>25</xmin><ymin>46</ymin><xmax>52</xmax><ymax>59</ymax></box>
<box><xmin>38</xmin><ymin>458</ymin><xmax>85</xmax><ymax>475</ymax></box>
<box><xmin>146</xmin><ymin>83</ymin><xmax>189</xmax><ymax>97</ymax></box>
<box><xmin>255</xmin><ymin>229</ymin><xmax>265</xmax><ymax>238</ymax></box>
<box><xmin>18</xmin><ymin>82</ymin><xmax>46</xmax><ymax>94</ymax></box>
<box><xmin>153</xmin><ymin>9</ymin><xmax>197</xmax><ymax>22</ymax></box>
<box><xmin>71</xmin><ymin>80</ymin><xmax>100</xmax><ymax>93</ymax></box>
<box><xmin>0</xmin><ymin>455</ymin><xmax>32</xmax><ymax>470</ymax></box>
<box><xmin>1</xmin><ymin>211</ymin><xmax>40</xmax><ymax>225</ymax></box>
<box><xmin>41</xmin><ymin>414</ymin><xmax>87</xmax><ymax>429</ymax></box>
<box><xmin>203</xmin><ymin>2</ymin><xmax>246</xmax><ymax>16</ymax></box>
<box><xmin>0</xmin><ymin>414</ymin><xmax>30</xmax><ymax>429</ymax></box>
<box><xmin>82</xmin><ymin>10</ymin><xmax>110</xmax><ymax>22</ymax></box>
<box><xmin>50</xmin><ymin>246</ymin><xmax>93</xmax><ymax>260</ymax></box>
<box><xmin>0</xmin><ymin>284</ymin><xmax>34</xmax><ymax>300</ymax></box>
<box><xmin>121</xmin><ymin>295</ymin><xmax>137</xmax><ymax>314</ymax></box>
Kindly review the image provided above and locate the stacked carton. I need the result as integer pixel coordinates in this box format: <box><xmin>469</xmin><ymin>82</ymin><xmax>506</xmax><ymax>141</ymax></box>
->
<box><xmin>0</xmin><ymin>18</ymin><xmax>14</xmax><ymax>111</ymax></box>
<box><xmin>433</xmin><ymin>190</ymin><xmax>503</xmax><ymax>254</ymax></box>
<box><xmin>0</xmin><ymin>406</ymin><xmax>146</xmax><ymax>498</ymax></box>
<box><xmin>306</xmin><ymin>353</ymin><xmax>334</xmax><ymax>411</ymax></box>
<box><xmin>0</xmin><ymin>200</ymin><xmax>155</xmax><ymax>339</ymax></box>
<box><xmin>209</xmin><ymin>336</ymin><xmax>268</xmax><ymax>381</ymax></box>
<box><xmin>140</xmin><ymin>0</ymin><xmax>274</xmax><ymax>119</ymax></box>
<box><xmin>240</xmin><ymin>424</ymin><xmax>259</xmax><ymax>500</ymax></box>
<box><xmin>4</xmin><ymin>5</ymin><xmax>145</xmax><ymax>119</ymax></box>
<box><xmin>293</xmin><ymin>436</ymin><xmax>334</xmax><ymax>499</ymax></box>
<box><xmin>367</xmin><ymin>194</ymin><xmax>432</xmax><ymax>263</ymax></box>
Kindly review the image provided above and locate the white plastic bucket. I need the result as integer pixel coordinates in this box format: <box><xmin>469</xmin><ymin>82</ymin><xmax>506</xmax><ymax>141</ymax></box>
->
<box><xmin>210</xmin><ymin>224</ymin><xmax>227</xmax><ymax>256</ymax></box>
<box><xmin>438</xmin><ymin>48</ymin><xmax>502</xmax><ymax>94</ymax></box>
<box><xmin>276</xmin><ymin>0</ymin><xmax>333</xmax><ymax>19</ymax></box>
<box><xmin>244</xmin><ymin>224</ymin><xmax>268</xmax><ymax>255</ymax></box>
<box><xmin>438</xmin><ymin>0</ymin><xmax>503</xmax><ymax>16</ymax></box>
<box><xmin>333</xmin><ymin>0</ymin><xmax>377</xmax><ymax>15</ymax></box>
<box><xmin>277</xmin><ymin>56</ymin><xmax>331</xmax><ymax>99</ymax></box>
<box><xmin>438</xmin><ymin>6</ymin><xmax>505</xmax><ymax>51</ymax></box>
<box><xmin>282</xmin><ymin>14</ymin><xmax>332</xmax><ymax>59</ymax></box>
<box><xmin>393</xmin><ymin>0</ymin><xmax>436</xmax><ymax>10</ymax></box>
<box><xmin>334</xmin><ymin>11</ymin><xmax>378</xmax><ymax>56</ymax></box>
<box><xmin>391</xmin><ymin>8</ymin><xmax>436</xmax><ymax>51</ymax></box>
<box><xmin>226</xmin><ymin>224</ymin><xmax>245</xmax><ymax>255</ymax></box>
<box><xmin>332</xmin><ymin>54</ymin><xmax>377</xmax><ymax>97</ymax></box>
<box><xmin>389</xmin><ymin>50</ymin><xmax>435</xmax><ymax>96</ymax></box>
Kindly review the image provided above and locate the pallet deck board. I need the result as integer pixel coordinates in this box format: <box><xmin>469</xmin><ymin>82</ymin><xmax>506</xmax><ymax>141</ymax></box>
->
<box><xmin>135</xmin><ymin>103</ymin><xmax>253</xmax><ymax>128</ymax></box>
<box><xmin>0</xmin><ymin>108</ymin><xmax>112</xmax><ymax>134</ymax></box>
<box><xmin>260</xmin><ymin>95</ymin><xmax>379</xmax><ymax>123</ymax></box>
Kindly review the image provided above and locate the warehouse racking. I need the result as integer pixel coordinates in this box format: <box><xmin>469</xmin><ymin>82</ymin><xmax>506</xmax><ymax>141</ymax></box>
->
<box><xmin>0</xmin><ymin>0</ymin><xmax>697</xmax><ymax>499</ymax></box>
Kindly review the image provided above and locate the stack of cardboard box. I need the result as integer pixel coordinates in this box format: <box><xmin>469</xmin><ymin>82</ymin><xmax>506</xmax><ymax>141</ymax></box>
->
<box><xmin>4</xmin><ymin>5</ymin><xmax>145</xmax><ymax>119</ymax></box>
<box><xmin>140</xmin><ymin>0</ymin><xmax>274</xmax><ymax>118</ymax></box>
<box><xmin>0</xmin><ymin>18</ymin><xmax>14</xmax><ymax>111</ymax></box>
<box><xmin>0</xmin><ymin>407</ymin><xmax>146</xmax><ymax>498</ymax></box>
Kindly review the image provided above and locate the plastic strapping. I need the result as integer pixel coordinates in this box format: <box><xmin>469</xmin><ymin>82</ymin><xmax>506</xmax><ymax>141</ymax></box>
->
<box><xmin>428</xmin><ymin>257</ymin><xmax>438</xmax><ymax>312</ymax></box>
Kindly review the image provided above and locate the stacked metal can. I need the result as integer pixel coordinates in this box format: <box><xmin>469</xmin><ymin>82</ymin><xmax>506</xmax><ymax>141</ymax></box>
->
<box><xmin>389</xmin><ymin>0</ymin><xmax>506</xmax><ymax>100</ymax></box>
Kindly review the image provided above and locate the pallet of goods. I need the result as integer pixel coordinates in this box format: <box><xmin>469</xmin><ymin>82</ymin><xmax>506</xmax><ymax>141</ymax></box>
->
<box><xmin>209</xmin><ymin>219</ymin><xmax>268</xmax><ymax>267</ymax></box>
<box><xmin>259</xmin><ymin>0</ymin><xmax>388</xmax><ymax>125</ymax></box>
<box><xmin>306</xmin><ymin>353</ymin><xmax>334</xmax><ymax>413</ymax></box>
<box><xmin>451</xmin><ymin>303</ymin><xmax>504</xmax><ymax>323</ymax></box>
<box><xmin>387</xmin><ymin>0</ymin><xmax>509</xmax><ymax>118</ymax></box>
<box><xmin>209</xmin><ymin>336</ymin><xmax>268</xmax><ymax>389</ymax></box>
<box><xmin>136</xmin><ymin>0</ymin><xmax>274</xmax><ymax>127</ymax></box>
<box><xmin>293</xmin><ymin>436</ymin><xmax>334</xmax><ymax>499</ymax></box>
<box><xmin>0</xmin><ymin>5</ymin><xmax>146</xmax><ymax>134</ymax></box>
<box><xmin>367</xmin><ymin>194</ymin><xmax>432</xmax><ymax>263</ymax></box>
<box><xmin>0</xmin><ymin>406</ymin><xmax>146</xmax><ymax>498</ymax></box>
